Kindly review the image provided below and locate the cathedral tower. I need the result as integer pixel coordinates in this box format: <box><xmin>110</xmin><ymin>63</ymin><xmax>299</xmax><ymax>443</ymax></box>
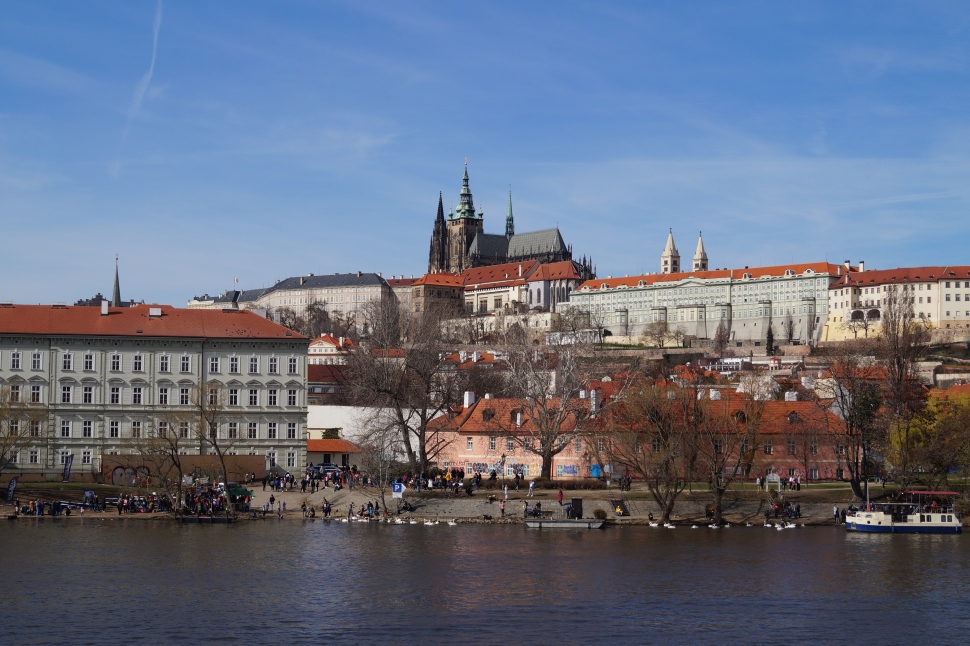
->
<box><xmin>428</xmin><ymin>192</ymin><xmax>448</xmax><ymax>273</ymax></box>
<box><xmin>692</xmin><ymin>231</ymin><xmax>708</xmax><ymax>272</ymax></box>
<box><xmin>661</xmin><ymin>229</ymin><xmax>680</xmax><ymax>274</ymax></box>
<box><xmin>446</xmin><ymin>163</ymin><xmax>484</xmax><ymax>273</ymax></box>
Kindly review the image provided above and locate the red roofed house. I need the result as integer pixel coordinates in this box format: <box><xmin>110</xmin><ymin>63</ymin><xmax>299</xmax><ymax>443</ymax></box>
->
<box><xmin>306</xmin><ymin>438</ymin><xmax>361</xmax><ymax>468</ymax></box>
<box><xmin>0</xmin><ymin>303</ymin><xmax>309</xmax><ymax>481</ymax></box>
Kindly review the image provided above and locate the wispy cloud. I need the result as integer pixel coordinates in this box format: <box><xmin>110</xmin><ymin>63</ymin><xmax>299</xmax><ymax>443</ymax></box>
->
<box><xmin>0</xmin><ymin>48</ymin><xmax>91</xmax><ymax>93</ymax></box>
<box><xmin>109</xmin><ymin>0</ymin><xmax>163</xmax><ymax>179</ymax></box>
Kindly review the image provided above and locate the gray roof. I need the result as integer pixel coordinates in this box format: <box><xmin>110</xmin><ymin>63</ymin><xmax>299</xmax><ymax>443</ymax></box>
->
<box><xmin>468</xmin><ymin>233</ymin><xmax>509</xmax><ymax>259</ymax></box>
<box><xmin>209</xmin><ymin>273</ymin><xmax>387</xmax><ymax>305</ymax></box>
<box><xmin>507</xmin><ymin>228</ymin><xmax>567</xmax><ymax>259</ymax></box>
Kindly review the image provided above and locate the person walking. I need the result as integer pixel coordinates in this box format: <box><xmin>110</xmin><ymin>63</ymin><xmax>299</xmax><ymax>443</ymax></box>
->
<box><xmin>833</xmin><ymin>505</ymin><xmax>839</xmax><ymax>525</ymax></box>
<box><xmin>557</xmin><ymin>489</ymin><xmax>564</xmax><ymax>506</ymax></box>
<box><xmin>500</xmin><ymin>500</ymin><xmax>505</xmax><ymax>518</ymax></box>
<box><xmin>528</xmin><ymin>480</ymin><xmax>535</xmax><ymax>497</ymax></box>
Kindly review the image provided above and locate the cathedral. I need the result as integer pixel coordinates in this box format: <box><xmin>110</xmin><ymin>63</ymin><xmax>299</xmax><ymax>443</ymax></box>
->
<box><xmin>428</xmin><ymin>164</ymin><xmax>594</xmax><ymax>280</ymax></box>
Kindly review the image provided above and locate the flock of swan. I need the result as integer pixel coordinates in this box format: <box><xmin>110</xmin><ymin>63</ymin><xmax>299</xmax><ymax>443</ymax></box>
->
<box><xmin>338</xmin><ymin>517</ymin><xmax>459</xmax><ymax>526</ymax></box>
<box><xmin>648</xmin><ymin>521</ymin><xmax>803</xmax><ymax>529</ymax></box>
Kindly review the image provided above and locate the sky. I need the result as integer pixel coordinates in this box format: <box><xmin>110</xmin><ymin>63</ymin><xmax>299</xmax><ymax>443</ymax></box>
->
<box><xmin>1</xmin><ymin>1</ymin><xmax>969</xmax><ymax>306</ymax></box>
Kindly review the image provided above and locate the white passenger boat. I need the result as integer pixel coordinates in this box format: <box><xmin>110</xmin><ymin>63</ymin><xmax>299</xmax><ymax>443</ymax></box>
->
<box><xmin>845</xmin><ymin>491</ymin><xmax>962</xmax><ymax>534</ymax></box>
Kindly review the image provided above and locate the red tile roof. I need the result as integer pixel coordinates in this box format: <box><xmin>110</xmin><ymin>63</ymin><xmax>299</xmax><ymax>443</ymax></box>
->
<box><xmin>310</xmin><ymin>334</ymin><xmax>354</xmax><ymax>349</ymax></box>
<box><xmin>387</xmin><ymin>278</ymin><xmax>419</xmax><ymax>287</ymax></box>
<box><xmin>306</xmin><ymin>439</ymin><xmax>360</xmax><ymax>453</ymax></box>
<box><xmin>528</xmin><ymin>261</ymin><xmax>580</xmax><ymax>282</ymax></box>
<box><xmin>461</xmin><ymin>260</ymin><xmax>540</xmax><ymax>287</ymax></box>
<box><xmin>308</xmin><ymin>364</ymin><xmax>348</xmax><ymax>384</ymax></box>
<box><xmin>577</xmin><ymin>262</ymin><xmax>845</xmax><ymax>291</ymax></box>
<box><xmin>0</xmin><ymin>304</ymin><xmax>305</xmax><ymax>340</ymax></box>
<box><xmin>830</xmin><ymin>266</ymin><xmax>970</xmax><ymax>289</ymax></box>
<box><xmin>414</xmin><ymin>273</ymin><xmax>465</xmax><ymax>287</ymax></box>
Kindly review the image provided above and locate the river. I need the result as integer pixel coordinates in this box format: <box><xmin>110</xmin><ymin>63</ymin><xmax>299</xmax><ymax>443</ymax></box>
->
<box><xmin>2</xmin><ymin>519</ymin><xmax>969</xmax><ymax>644</ymax></box>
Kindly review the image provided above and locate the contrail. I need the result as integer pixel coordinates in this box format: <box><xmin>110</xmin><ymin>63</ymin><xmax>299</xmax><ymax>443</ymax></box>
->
<box><xmin>110</xmin><ymin>0</ymin><xmax>162</xmax><ymax>178</ymax></box>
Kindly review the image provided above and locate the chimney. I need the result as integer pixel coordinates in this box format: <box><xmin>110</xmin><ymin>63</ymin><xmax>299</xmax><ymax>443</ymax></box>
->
<box><xmin>300</xmin><ymin>277</ymin><xmax>305</xmax><ymax>285</ymax></box>
<box><xmin>579</xmin><ymin>389</ymin><xmax>587</xmax><ymax>399</ymax></box>
<box><xmin>484</xmin><ymin>393</ymin><xmax>492</xmax><ymax>399</ymax></box>
<box><xmin>101</xmin><ymin>300</ymin><xmax>109</xmax><ymax>316</ymax></box>
<box><xmin>785</xmin><ymin>391</ymin><xmax>798</xmax><ymax>402</ymax></box>
<box><xmin>516</xmin><ymin>411</ymin><xmax>523</xmax><ymax>427</ymax></box>
<box><xmin>339</xmin><ymin>337</ymin><xmax>345</xmax><ymax>347</ymax></box>
<box><xmin>859</xmin><ymin>260</ymin><xmax>865</xmax><ymax>272</ymax></box>
<box><xmin>844</xmin><ymin>260</ymin><xmax>851</xmax><ymax>270</ymax></box>
<box><xmin>518</xmin><ymin>264</ymin><xmax>523</xmax><ymax>277</ymax></box>
<box><xmin>463</xmin><ymin>391</ymin><xmax>476</xmax><ymax>409</ymax></box>
<box><xmin>472</xmin><ymin>351</ymin><xmax>480</xmax><ymax>363</ymax></box>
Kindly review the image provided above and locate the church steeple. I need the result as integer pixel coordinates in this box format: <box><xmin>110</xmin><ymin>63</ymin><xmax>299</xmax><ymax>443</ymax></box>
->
<box><xmin>661</xmin><ymin>229</ymin><xmax>680</xmax><ymax>274</ymax></box>
<box><xmin>111</xmin><ymin>255</ymin><xmax>122</xmax><ymax>307</ymax></box>
<box><xmin>692</xmin><ymin>231</ymin><xmax>708</xmax><ymax>272</ymax></box>
<box><xmin>505</xmin><ymin>189</ymin><xmax>515</xmax><ymax>239</ymax></box>
<box><xmin>454</xmin><ymin>161</ymin><xmax>480</xmax><ymax>221</ymax></box>
<box><xmin>428</xmin><ymin>192</ymin><xmax>448</xmax><ymax>273</ymax></box>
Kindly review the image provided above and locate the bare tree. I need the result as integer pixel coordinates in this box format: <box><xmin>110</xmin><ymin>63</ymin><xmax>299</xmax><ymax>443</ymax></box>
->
<box><xmin>711</xmin><ymin>318</ymin><xmax>730</xmax><ymax>357</ymax></box>
<box><xmin>0</xmin><ymin>384</ymin><xmax>44</xmax><ymax>475</ymax></box>
<box><xmin>782</xmin><ymin>313</ymin><xmax>796</xmax><ymax>345</ymax></box>
<box><xmin>645</xmin><ymin>320</ymin><xmax>668</xmax><ymax>348</ymax></box>
<box><xmin>356</xmin><ymin>420</ymin><xmax>405</xmax><ymax>517</ymax></box>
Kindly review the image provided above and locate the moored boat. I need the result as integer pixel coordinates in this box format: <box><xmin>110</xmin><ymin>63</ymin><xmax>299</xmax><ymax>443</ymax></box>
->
<box><xmin>845</xmin><ymin>491</ymin><xmax>962</xmax><ymax>534</ymax></box>
<box><xmin>525</xmin><ymin>518</ymin><xmax>604</xmax><ymax>529</ymax></box>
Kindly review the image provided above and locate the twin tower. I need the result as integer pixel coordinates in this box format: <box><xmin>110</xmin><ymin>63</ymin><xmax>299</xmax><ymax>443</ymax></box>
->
<box><xmin>661</xmin><ymin>230</ymin><xmax>708</xmax><ymax>274</ymax></box>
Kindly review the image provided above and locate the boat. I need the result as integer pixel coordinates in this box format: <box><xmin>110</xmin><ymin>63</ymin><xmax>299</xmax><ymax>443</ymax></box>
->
<box><xmin>845</xmin><ymin>491</ymin><xmax>962</xmax><ymax>534</ymax></box>
<box><xmin>525</xmin><ymin>518</ymin><xmax>604</xmax><ymax>529</ymax></box>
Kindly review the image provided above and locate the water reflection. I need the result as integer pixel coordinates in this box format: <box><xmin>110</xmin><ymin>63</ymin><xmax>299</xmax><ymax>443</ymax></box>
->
<box><xmin>2</xmin><ymin>521</ymin><xmax>969</xmax><ymax>643</ymax></box>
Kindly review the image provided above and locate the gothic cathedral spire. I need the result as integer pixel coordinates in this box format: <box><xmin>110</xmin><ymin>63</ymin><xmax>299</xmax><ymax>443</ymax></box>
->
<box><xmin>111</xmin><ymin>255</ymin><xmax>122</xmax><ymax>307</ymax></box>
<box><xmin>428</xmin><ymin>192</ymin><xmax>448</xmax><ymax>273</ymax></box>
<box><xmin>505</xmin><ymin>188</ymin><xmax>515</xmax><ymax>239</ymax></box>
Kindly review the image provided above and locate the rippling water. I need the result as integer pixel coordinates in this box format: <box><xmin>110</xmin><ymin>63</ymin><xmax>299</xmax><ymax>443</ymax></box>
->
<box><xmin>2</xmin><ymin>519</ymin><xmax>969</xmax><ymax>644</ymax></box>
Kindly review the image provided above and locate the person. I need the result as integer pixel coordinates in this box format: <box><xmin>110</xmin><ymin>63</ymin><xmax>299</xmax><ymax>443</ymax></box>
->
<box><xmin>557</xmin><ymin>489</ymin><xmax>563</xmax><ymax>506</ymax></box>
<box><xmin>500</xmin><ymin>500</ymin><xmax>505</xmax><ymax>517</ymax></box>
<box><xmin>523</xmin><ymin>501</ymin><xmax>529</xmax><ymax>518</ymax></box>
<box><xmin>528</xmin><ymin>480</ymin><xmax>535</xmax><ymax>497</ymax></box>
<box><xmin>503</xmin><ymin>484</ymin><xmax>508</xmax><ymax>500</ymax></box>
<box><xmin>833</xmin><ymin>505</ymin><xmax>839</xmax><ymax>525</ymax></box>
<box><xmin>348</xmin><ymin>503</ymin><xmax>354</xmax><ymax>519</ymax></box>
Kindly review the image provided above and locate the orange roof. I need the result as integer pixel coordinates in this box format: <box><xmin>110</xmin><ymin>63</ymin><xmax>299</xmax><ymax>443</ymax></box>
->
<box><xmin>414</xmin><ymin>272</ymin><xmax>464</xmax><ymax>287</ymax></box>
<box><xmin>306</xmin><ymin>439</ymin><xmax>360</xmax><ymax>453</ymax></box>
<box><xmin>937</xmin><ymin>383</ymin><xmax>970</xmax><ymax>400</ymax></box>
<box><xmin>307</xmin><ymin>364</ymin><xmax>347</xmax><ymax>384</ymax></box>
<box><xmin>386</xmin><ymin>278</ymin><xmax>419</xmax><ymax>287</ymax></box>
<box><xmin>577</xmin><ymin>262</ymin><xmax>844</xmax><ymax>291</ymax></box>
<box><xmin>310</xmin><ymin>334</ymin><xmax>354</xmax><ymax>349</ymax></box>
<box><xmin>461</xmin><ymin>260</ymin><xmax>540</xmax><ymax>287</ymax></box>
<box><xmin>830</xmin><ymin>266</ymin><xmax>970</xmax><ymax>289</ymax></box>
<box><xmin>528</xmin><ymin>261</ymin><xmax>580</xmax><ymax>282</ymax></box>
<box><xmin>0</xmin><ymin>304</ymin><xmax>305</xmax><ymax>340</ymax></box>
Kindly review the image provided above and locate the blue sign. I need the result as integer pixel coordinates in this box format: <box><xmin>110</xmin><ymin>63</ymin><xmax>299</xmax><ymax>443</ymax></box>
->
<box><xmin>392</xmin><ymin>482</ymin><xmax>404</xmax><ymax>499</ymax></box>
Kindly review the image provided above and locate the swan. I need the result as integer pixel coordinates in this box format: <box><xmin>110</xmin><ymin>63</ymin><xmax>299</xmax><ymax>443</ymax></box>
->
<box><xmin>691</xmin><ymin>525</ymin><xmax>699</xmax><ymax>529</ymax></box>
<box><xmin>409</xmin><ymin>519</ymin><xmax>418</xmax><ymax>525</ymax></box>
<box><xmin>664</xmin><ymin>523</ymin><xmax>676</xmax><ymax>529</ymax></box>
<box><xmin>648</xmin><ymin>522</ymin><xmax>659</xmax><ymax>527</ymax></box>
<box><xmin>745</xmin><ymin>523</ymin><xmax>752</xmax><ymax>527</ymax></box>
<box><xmin>447</xmin><ymin>520</ymin><xmax>457</xmax><ymax>526</ymax></box>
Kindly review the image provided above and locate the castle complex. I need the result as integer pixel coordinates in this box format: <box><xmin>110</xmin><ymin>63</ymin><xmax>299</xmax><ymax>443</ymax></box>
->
<box><xmin>427</xmin><ymin>164</ymin><xmax>594</xmax><ymax>281</ymax></box>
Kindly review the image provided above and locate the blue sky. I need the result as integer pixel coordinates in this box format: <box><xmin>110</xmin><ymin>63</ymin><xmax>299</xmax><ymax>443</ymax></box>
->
<box><xmin>1</xmin><ymin>2</ymin><xmax>969</xmax><ymax>305</ymax></box>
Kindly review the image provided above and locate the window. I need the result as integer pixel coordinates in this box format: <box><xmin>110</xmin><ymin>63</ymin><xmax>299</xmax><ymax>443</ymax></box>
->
<box><xmin>59</xmin><ymin>450</ymin><xmax>72</xmax><ymax>465</ymax></box>
<box><xmin>713</xmin><ymin>439</ymin><xmax>723</xmax><ymax>454</ymax></box>
<box><xmin>208</xmin><ymin>388</ymin><xmax>218</xmax><ymax>406</ymax></box>
<box><xmin>228</xmin><ymin>422</ymin><xmax>238</xmax><ymax>439</ymax></box>
<box><xmin>249</xmin><ymin>389</ymin><xmax>259</xmax><ymax>406</ymax></box>
<box><xmin>208</xmin><ymin>423</ymin><xmax>217</xmax><ymax>440</ymax></box>
<box><xmin>269</xmin><ymin>357</ymin><xmax>279</xmax><ymax>374</ymax></box>
<box><xmin>809</xmin><ymin>442</ymin><xmax>819</xmax><ymax>456</ymax></box>
<box><xmin>109</xmin><ymin>421</ymin><xmax>120</xmax><ymax>438</ymax></box>
<box><xmin>110</xmin><ymin>386</ymin><xmax>120</xmax><ymax>405</ymax></box>
<box><xmin>9</xmin><ymin>385</ymin><xmax>20</xmax><ymax>402</ymax></box>
<box><xmin>210</xmin><ymin>356</ymin><xmax>220</xmax><ymax>373</ymax></box>
<box><xmin>179</xmin><ymin>388</ymin><xmax>190</xmax><ymax>406</ymax></box>
<box><xmin>489</xmin><ymin>437</ymin><xmax>496</xmax><ymax>451</ymax></box>
<box><xmin>11</xmin><ymin>352</ymin><xmax>21</xmax><ymax>370</ymax></box>
<box><xmin>575</xmin><ymin>437</ymin><xmax>582</xmax><ymax>453</ymax></box>
<box><xmin>507</xmin><ymin>438</ymin><xmax>514</xmax><ymax>452</ymax></box>
<box><xmin>110</xmin><ymin>354</ymin><xmax>121</xmax><ymax>371</ymax></box>
<box><xmin>287</xmin><ymin>389</ymin><xmax>297</xmax><ymax>406</ymax></box>
<box><xmin>266</xmin><ymin>451</ymin><xmax>277</xmax><ymax>468</ymax></box>
<box><xmin>62</xmin><ymin>353</ymin><xmax>73</xmax><ymax>371</ymax></box>
<box><xmin>286</xmin><ymin>451</ymin><xmax>296</xmax><ymax>468</ymax></box>
<box><xmin>786</xmin><ymin>440</ymin><xmax>796</xmax><ymax>456</ymax></box>
<box><xmin>248</xmin><ymin>422</ymin><xmax>257</xmax><ymax>439</ymax></box>
<box><xmin>466</xmin><ymin>437</ymin><xmax>474</xmax><ymax>450</ymax></box>
<box><xmin>131</xmin><ymin>420</ymin><xmax>141</xmax><ymax>438</ymax></box>
<box><xmin>158</xmin><ymin>387</ymin><xmax>169</xmax><ymax>405</ymax></box>
<box><xmin>288</xmin><ymin>357</ymin><xmax>298</xmax><ymax>374</ymax></box>
<box><xmin>82</xmin><ymin>450</ymin><xmax>92</xmax><ymax>465</ymax></box>
<box><xmin>287</xmin><ymin>422</ymin><xmax>297</xmax><ymax>439</ymax></box>
<box><xmin>946</xmin><ymin>294</ymin><xmax>951</xmax><ymax>302</ymax></box>
<box><xmin>179</xmin><ymin>422</ymin><xmax>189</xmax><ymax>439</ymax></box>
<box><xmin>249</xmin><ymin>357</ymin><xmax>259</xmax><ymax>374</ymax></box>
<box><xmin>133</xmin><ymin>355</ymin><xmax>143</xmax><ymax>371</ymax></box>
<box><xmin>156</xmin><ymin>421</ymin><xmax>168</xmax><ymax>438</ymax></box>
<box><xmin>83</xmin><ymin>385</ymin><xmax>93</xmax><ymax>404</ymax></box>
<box><xmin>132</xmin><ymin>386</ymin><xmax>143</xmax><ymax>405</ymax></box>
<box><xmin>597</xmin><ymin>438</ymin><xmax>606</xmax><ymax>452</ymax></box>
<box><xmin>229</xmin><ymin>357</ymin><xmax>239</xmax><ymax>373</ymax></box>
<box><xmin>31</xmin><ymin>352</ymin><xmax>42</xmax><ymax>370</ymax></box>
<box><xmin>229</xmin><ymin>389</ymin><xmax>239</xmax><ymax>406</ymax></box>
<box><xmin>61</xmin><ymin>385</ymin><xmax>72</xmax><ymax>404</ymax></box>
<box><xmin>28</xmin><ymin>449</ymin><xmax>40</xmax><ymax>464</ymax></box>
<box><xmin>180</xmin><ymin>355</ymin><xmax>191</xmax><ymax>372</ymax></box>
<box><xmin>836</xmin><ymin>467</ymin><xmax>844</xmax><ymax>479</ymax></box>
<box><xmin>159</xmin><ymin>355</ymin><xmax>169</xmax><ymax>372</ymax></box>
<box><xmin>268</xmin><ymin>389</ymin><xmax>278</xmax><ymax>406</ymax></box>
<box><xmin>740</xmin><ymin>439</ymin><xmax>749</xmax><ymax>455</ymax></box>
<box><xmin>83</xmin><ymin>354</ymin><xmax>94</xmax><ymax>370</ymax></box>
<box><xmin>29</xmin><ymin>421</ymin><xmax>41</xmax><ymax>437</ymax></box>
<box><xmin>837</xmin><ymin>444</ymin><xmax>846</xmax><ymax>456</ymax></box>
<box><xmin>267</xmin><ymin>422</ymin><xmax>278</xmax><ymax>439</ymax></box>
<box><xmin>60</xmin><ymin>420</ymin><xmax>71</xmax><ymax>438</ymax></box>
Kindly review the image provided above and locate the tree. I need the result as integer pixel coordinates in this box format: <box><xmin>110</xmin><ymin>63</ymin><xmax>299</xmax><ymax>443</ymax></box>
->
<box><xmin>356</xmin><ymin>419</ymin><xmax>406</xmax><ymax>517</ymax></box>
<box><xmin>129</xmin><ymin>416</ymin><xmax>194</xmax><ymax>514</ymax></box>
<box><xmin>711</xmin><ymin>318</ymin><xmax>730</xmax><ymax>357</ymax></box>
<box><xmin>605</xmin><ymin>382</ymin><xmax>695</xmax><ymax>522</ymax></box>
<box><xmin>879</xmin><ymin>285</ymin><xmax>929</xmax><ymax>487</ymax></box>
<box><xmin>645</xmin><ymin>320</ymin><xmax>668</xmax><ymax>348</ymax></box>
<box><xmin>0</xmin><ymin>384</ymin><xmax>44</xmax><ymax>475</ymax></box>
<box><xmin>782</xmin><ymin>313</ymin><xmax>796</xmax><ymax>345</ymax></box>
<box><xmin>348</xmin><ymin>301</ymin><xmax>463</xmax><ymax>474</ymax></box>
<box><xmin>765</xmin><ymin>323</ymin><xmax>775</xmax><ymax>356</ymax></box>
